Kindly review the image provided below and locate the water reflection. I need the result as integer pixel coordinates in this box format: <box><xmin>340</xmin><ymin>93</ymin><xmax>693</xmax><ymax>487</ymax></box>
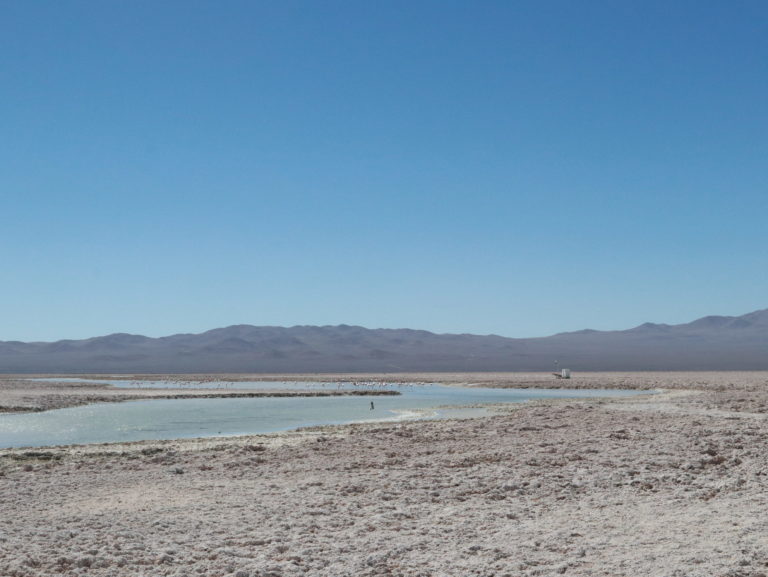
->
<box><xmin>1</xmin><ymin>381</ymin><xmax>646</xmax><ymax>449</ymax></box>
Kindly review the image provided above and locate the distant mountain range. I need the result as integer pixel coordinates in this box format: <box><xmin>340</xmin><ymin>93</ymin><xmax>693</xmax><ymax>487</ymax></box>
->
<box><xmin>2</xmin><ymin>309</ymin><xmax>767</xmax><ymax>373</ymax></box>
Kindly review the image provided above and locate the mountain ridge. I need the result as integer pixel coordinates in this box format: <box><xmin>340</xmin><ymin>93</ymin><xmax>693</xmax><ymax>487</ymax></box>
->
<box><xmin>1</xmin><ymin>309</ymin><xmax>767</xmax><ymax>373</ymax></box>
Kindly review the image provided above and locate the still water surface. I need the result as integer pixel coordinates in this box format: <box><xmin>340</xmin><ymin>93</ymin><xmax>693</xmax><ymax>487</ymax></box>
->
<box><xmin>0</xmin><ymin>382</ymin><xmax>645</xmax><ymax>448</ymax></box>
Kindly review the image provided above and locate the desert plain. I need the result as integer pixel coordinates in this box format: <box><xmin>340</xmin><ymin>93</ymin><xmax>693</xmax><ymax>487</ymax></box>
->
<box><xmin>2</xmin><ymin>371</ymin><xmax>768</xmax><ymax>576</ymax></box>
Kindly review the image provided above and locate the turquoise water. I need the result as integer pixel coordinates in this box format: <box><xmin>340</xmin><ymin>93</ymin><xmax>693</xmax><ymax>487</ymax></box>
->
<box><xmin>0</xmin><ymin>382</ymin><xmax>645</xmax><ymax>449</ymax></box>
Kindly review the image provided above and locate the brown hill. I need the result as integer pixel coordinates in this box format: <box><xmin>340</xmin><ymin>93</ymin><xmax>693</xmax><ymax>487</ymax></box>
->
<box><xmin>1</xmin><ymin>310</ymin><xmax>767</xmax><ymax>373</ymax></box>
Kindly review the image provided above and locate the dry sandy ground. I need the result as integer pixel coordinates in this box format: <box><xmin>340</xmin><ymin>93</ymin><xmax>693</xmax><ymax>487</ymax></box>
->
<box><xmin>2</xmin><ymin>372</ymin><xmax>768</xmax><ymax>576</ymax></box>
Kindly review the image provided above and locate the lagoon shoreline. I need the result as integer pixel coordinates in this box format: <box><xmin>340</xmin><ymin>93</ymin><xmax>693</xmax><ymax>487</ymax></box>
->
<box><xmin>0</xmin><ymin>370</ymin><xmax>752</xmax><ymax>414</ymax></box>
<box><xmin>0</xmin><ymin>377</ymin><xmax>402</xmax><ymax>414</ymax></box>
<box><xmin>2</xmin><ymin>371</ymin><xmax>768</xmax><ymax>576</ymax></box>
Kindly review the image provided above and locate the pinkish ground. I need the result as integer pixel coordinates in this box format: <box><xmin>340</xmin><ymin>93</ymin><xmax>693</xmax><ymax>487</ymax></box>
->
<box><xmin>1</xmin><ymin>372</ymin><xmax>768</xmax><ymax>576</ymax></box>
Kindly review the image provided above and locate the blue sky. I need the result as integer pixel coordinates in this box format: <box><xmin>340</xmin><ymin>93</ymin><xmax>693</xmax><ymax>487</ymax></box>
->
<box><xmin>2</xmin><ymin>0</ymin><xmax>767</xmax><ymax>341</ymax></box>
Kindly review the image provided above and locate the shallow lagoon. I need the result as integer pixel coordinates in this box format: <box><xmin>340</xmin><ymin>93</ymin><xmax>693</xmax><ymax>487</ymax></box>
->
<box><xmin>0</xmin><ymin>382</ymin><xmax>646</xmax><ymax>448</ymax></box>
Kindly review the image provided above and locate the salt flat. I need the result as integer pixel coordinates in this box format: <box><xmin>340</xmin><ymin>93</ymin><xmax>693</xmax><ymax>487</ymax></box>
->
<box><xmin>0</xmin><ymin>376</ymin><xmax>393</xmax><ymax>413</ymax></box>
<box><xmin>1</xmin><ymin>372</ymin><xmax>768</xmax><ymax>576</ymax></box>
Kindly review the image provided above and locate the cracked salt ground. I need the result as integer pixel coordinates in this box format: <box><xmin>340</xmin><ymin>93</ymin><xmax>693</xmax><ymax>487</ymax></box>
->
<box><xmin>2</xmin><ymin>372</ymin><xmax>768</xmax><ymax>576</ymax></box>
<box><xmin>0</xmin><ymin>373</ymin><xmax>768</xmax><ymax>577</ymax></box>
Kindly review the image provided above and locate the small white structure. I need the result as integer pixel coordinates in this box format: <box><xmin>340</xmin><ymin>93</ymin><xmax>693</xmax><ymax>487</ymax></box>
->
<box><xmin>561</xmin><ymin>369</ymin><xmax>571</xmax><ymax>379</ymax></box>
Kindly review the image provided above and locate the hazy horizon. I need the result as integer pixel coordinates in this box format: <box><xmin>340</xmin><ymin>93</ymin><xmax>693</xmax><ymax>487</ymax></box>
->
<box><xmin>0</xmin><ymin>308</ymin><xmax>768</xmax><ymax>343</ymax></box>
<box><xmin>1</xmin><ymin>305</ymin><xmax>766</xmax><ymax>344</ymax></box>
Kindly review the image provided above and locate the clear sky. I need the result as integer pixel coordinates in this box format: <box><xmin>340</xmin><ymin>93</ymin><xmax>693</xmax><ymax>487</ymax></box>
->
<box><xmin>2</xmin><ymin>0</ymin><xmax>767</xmax><ymax>342</ymax></box>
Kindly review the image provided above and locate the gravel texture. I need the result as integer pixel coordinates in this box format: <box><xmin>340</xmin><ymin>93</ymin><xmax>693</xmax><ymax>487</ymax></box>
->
<box><xmin>2</xmin><ymin>372</ymin><xmax>768</xmax><ymax>576</ymax></box>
